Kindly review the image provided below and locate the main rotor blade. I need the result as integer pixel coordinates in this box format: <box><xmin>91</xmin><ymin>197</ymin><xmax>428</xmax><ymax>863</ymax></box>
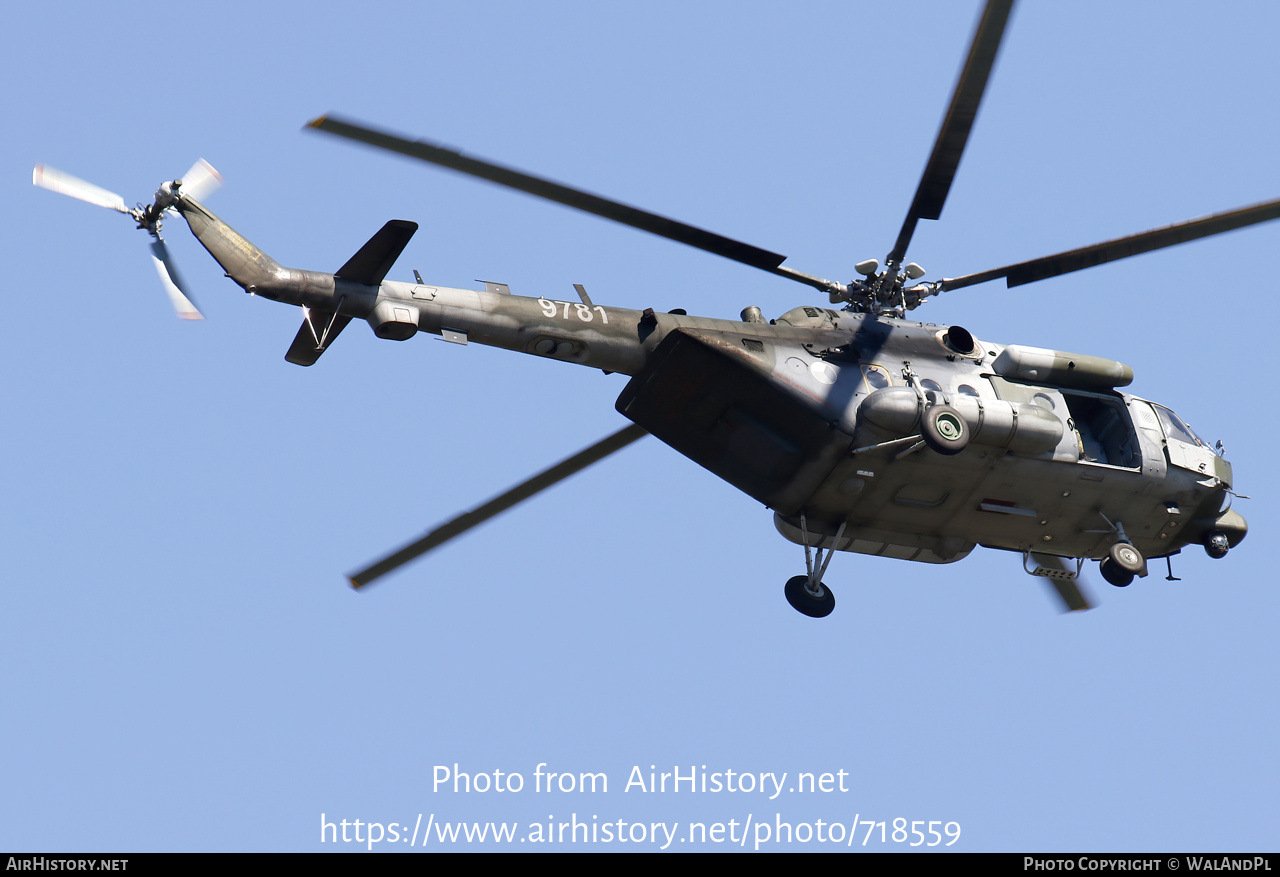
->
<box><xmin>348</xmin><ymin>423</ymin><xmax>647</xmax><ymax>589</ymax></box>
<box><xmin>887</xmin><ymin>0</ymin><xmax>1015</xmax><ymax>265</ymax></box>
<box><xmin>940</xmin><ymin>196</ymin><xmax>1280</xmax><ymax>291</ymax></box>
<box><xmin>33</xmin><ymin>164</ymin><xmax>131</xmax><ymax>214</ymax></box>
<box><xmin>306</xmin><ymin>115</ymin><xmax>845</xmax><ymax>295</ymax></box>
<box><xmin>149</xmin><ymin>240</ymin><xmax>204</xmax><ymax>320</ymax></box>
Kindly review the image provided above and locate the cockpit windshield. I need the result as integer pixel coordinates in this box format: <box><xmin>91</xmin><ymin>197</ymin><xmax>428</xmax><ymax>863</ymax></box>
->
<box><xmin>1153</xmin><ymin>404</ymin><xmax>1214</xmax><ymax>454</ymax></box>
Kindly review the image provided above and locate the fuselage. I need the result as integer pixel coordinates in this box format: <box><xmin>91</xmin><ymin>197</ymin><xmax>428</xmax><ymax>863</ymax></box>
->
<box><xmin>176</xmin><ymin>196</ymin><xmax>1246</xmax><ymax>569</ymax></box>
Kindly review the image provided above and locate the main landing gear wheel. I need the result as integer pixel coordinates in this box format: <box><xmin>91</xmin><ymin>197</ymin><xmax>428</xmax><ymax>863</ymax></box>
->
<box><xmin>785</xmin><ymin>575</ymin><xmax>835</xmax><ymax>618</ymax></box>
<box><xmin>921</xmin><ymin>404</ymin><xmax>968</xmax><ymax>455</ymax></box>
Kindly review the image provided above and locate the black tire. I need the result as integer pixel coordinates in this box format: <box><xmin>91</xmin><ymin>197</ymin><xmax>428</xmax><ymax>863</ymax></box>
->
<box><xmin>921</xmin><ymin>404</ymin><xmax>968</xmax><ymax>455</ymax></box>
<box><xmin>1109</xmin><ymin>541</ymin><xmax>1145</xmax><ymax>575</ymax></box>
<box><xmin>1099</xmin><ymin>557</ymin><xmax>1135</xmax><ymax>588</ymax></box>
<box><xmin>784</xmin><ymin>575</ymin><xmax>836</xmax><ymax>618</ymax></box>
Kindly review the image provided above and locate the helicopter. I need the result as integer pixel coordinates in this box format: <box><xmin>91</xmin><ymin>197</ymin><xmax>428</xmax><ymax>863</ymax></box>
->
<box><xmin>33</xmin><ymin>0</ymin><xmax>1262</xmax><ymax>618</ymax></box>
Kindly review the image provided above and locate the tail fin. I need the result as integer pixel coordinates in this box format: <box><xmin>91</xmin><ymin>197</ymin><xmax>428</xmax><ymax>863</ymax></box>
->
<box><xmin>284</xmin><ymin>220</ymin><xmax>418</xmax><ymax>366</ymax></box>
<box><xmin>335</xmin><ymin>220</ymin><xmax>417</xmax><ymax>285</ymax></box>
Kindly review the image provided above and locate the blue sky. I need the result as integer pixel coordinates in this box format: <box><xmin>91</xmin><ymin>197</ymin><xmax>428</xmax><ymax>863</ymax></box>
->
<box><xmin>3</xmin><ymin>0</ymin><xmax>1277</xmax><ymax>852</ymax></box>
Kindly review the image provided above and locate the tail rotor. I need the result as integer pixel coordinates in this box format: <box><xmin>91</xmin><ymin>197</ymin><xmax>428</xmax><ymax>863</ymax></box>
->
<box><xmin>33</xmin><ymin>160</ymin><xmax>223</xmax><ymax>320</ymax></box>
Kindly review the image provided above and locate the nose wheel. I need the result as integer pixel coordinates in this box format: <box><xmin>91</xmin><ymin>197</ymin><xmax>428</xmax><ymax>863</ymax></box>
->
<box><xmin>1099</xmin><ymin>540</ymin><xmax>1146</xmax><ymax>588</ymax></box>
<box><xmin>1092</xmin><ymin>514</ymin><xmax>1149</xmax><ymax>588</ymax></box>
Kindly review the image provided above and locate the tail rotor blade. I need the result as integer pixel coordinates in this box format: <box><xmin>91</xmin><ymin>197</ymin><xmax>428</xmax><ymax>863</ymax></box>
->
<box><xmin>33</xmin><ymin>164</ymin><xmax>131</xmax><ymax>214</ymax></box>
<box><xmin>179</xmin><ymin>159</ymin><xmax>223</xmax><ymax>203</ymax></box>
<box><xmin>149</xmin><ymin>240</ymin><xmax>204</xmax><ymax>320</ymax></box>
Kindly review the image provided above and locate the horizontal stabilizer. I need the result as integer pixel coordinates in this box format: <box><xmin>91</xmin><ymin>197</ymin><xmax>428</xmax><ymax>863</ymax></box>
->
<box><xmin>336</xmin><ymin>219</ymin><xmax>418</xmax><ymax>286</ymax></box>
<box><xmin>285</xmin><ymin>310</ymin><xmax>352</xmax><ymax>366</ymax></box>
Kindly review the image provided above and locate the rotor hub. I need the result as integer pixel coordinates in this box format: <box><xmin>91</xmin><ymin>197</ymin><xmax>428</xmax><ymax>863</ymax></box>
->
<box><xmin>834</xmin><ymin>263</ymin><xmax>941</xmax><ymax>316</ymax></box>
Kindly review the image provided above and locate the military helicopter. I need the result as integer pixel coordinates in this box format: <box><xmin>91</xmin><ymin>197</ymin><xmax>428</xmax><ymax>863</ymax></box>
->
<box><xmin>35</xmin><ymin>0</ymin><xmax>1261</xmax><ymax>618</ymax></box>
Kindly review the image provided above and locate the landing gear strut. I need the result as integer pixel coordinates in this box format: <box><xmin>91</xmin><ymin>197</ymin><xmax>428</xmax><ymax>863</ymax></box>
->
<box><xmin>1094</xmin><ymin>514</ymin><xmax>1148</xmax><ymax>588</ymax></box>
<box><xmin>784</xmin><ymin>516</ymin><xmax>845</xmax><ymax>618</ymax></box>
